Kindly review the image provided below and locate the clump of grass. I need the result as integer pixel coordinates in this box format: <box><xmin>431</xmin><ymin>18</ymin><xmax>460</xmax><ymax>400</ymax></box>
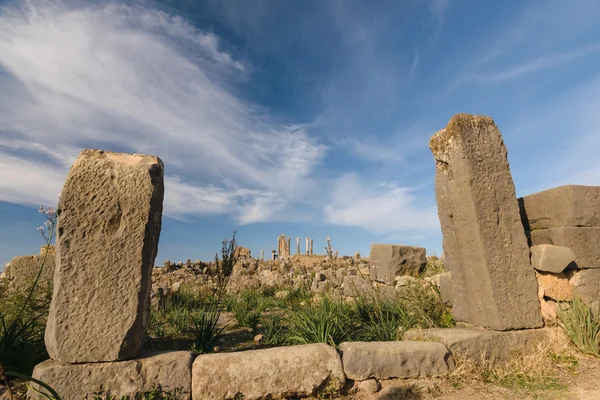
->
<box><xmin>397</xmin><ymin>281</ymin><xmax>454</xmax><ymax>330</ymax></box>
<box><xmin>353</xmin><ymin>296</ymin><xmax>414</xmax><ymax>341</ymax></box>
<box><xmin>446</xmin><ymin>333</ymin><xmax>573</xmax><ymax>396</ymax></box>
<box><xmin>557</xmin><ymin>296</ymin><xmax>600</xmax><ymax>357</ymax></box>
<box><xmin>257</xmin><ymin>315</ymin><xmax>289</xmax><ymax>346</ymax></box>
<box><xmin>287</xmin><ymin>297</ymin><xmax>354</xmax><ymax>346</ymax></box>
<box><xmin>189</xmin><ymin>299</ymin><xmax>226</xmax><ymax>355</ymax></box>
<box><xmin>92</xmin><ymin>384</ymin><xmax>184</xmax><ymax>400</ymax></box>
<box><xmin>230</xmin><ymin>290</ymin><xmax>270</xmax><ymax>331</ymax></box>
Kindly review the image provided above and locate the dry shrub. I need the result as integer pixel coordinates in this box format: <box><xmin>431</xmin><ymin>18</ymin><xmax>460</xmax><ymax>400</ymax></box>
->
<box><xmin>445</xmin><ymin>329</ymin><xmax>577</xmax><ymax>393</ymax></box>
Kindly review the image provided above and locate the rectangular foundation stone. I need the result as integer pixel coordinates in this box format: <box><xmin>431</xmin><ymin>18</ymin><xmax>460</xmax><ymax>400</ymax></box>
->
<box><xmin>339</xmin><ymin>341</ymin><xmax>454</xmax><ymax>380</ymax></box>
<box><xmin>45</xmin><ymin>150</ymin><xmax>164</xmax><ymax>363</ymax></box>
<box><xmin>528</xmin><ymin>227</ymin><xmax>600</xmax><ymax>268</ymax></box>
<box><xmin>404</xmin><ymin>328</ymin><xmax>561</xmax><ymax>366</ymax></box>
<box><xmin>429</xmin><ymin>114</ymin><xmax>542</xmax><ymax>330</ymax></box>
<box><xmin>192</xmin><ymin>344</ymin><xmax>345</xmax><ymax>400</ymax></box>
<box><xmin>29</xmin><ymin>351</ymin><xmax>193</xmax><ymax>400</ymax></box>
<box><xmin>519</xmin><ymin>185</ymin><xmax>600</xmax><ymax>230</ymax></box>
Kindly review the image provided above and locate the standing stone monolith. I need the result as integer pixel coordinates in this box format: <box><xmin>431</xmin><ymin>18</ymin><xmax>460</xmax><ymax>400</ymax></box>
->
<box><xmin>296</xmin><ymin>237</ymin><xmax>301</xmax><ymax>255</ymax></box>
<box><xmin>45</xmin><ymin>149</ymin><xmax>164</xmax><ymax>363</ymax></box>
<box><xmin>429</xmin><ymin>114</ymin><xmax>542</xmax><ymax>330</ymax></box>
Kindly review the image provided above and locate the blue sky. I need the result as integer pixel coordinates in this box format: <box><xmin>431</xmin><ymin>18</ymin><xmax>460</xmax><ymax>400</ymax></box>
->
<box><xmin>1</xmin><ymin>0</ymin><xmax>599</xmax><ymax>267</ymax></box>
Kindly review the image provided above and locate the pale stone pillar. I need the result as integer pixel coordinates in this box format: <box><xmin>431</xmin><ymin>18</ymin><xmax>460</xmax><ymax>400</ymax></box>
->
<box><xmin>296</xmin><ymin>237</ymin><xmax>301</xmax><ymax>255</ymax></box>
<box><xmin>45</xmin><ymin>150</ymin><xmax>164</xmax><ymax>363</ymax></box>
<box><xmin>305</xmin><ymin>238</ymin><xmax>310</xmax><ymax>255</ymax></box>
<box><xmin>310</xmin><ymin>239</ymin><xmax>314</xmax><ymax>255</ymax></box>
<box><xmin>260</xmin><ymin>250</ymin><xmax>264</xmax><ymax>261</ymax></box>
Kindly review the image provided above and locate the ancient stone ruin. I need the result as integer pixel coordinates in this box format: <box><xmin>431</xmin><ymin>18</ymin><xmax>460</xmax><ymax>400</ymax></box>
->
<box><xmin>20</xmin><ymin>113</ymin><xmax>600</xmax><ymax>398</ymax></box>
<box><xmin>429</xmin><ymin>114</ymin><xmax>542</xmax><ymax>330</ymax></box>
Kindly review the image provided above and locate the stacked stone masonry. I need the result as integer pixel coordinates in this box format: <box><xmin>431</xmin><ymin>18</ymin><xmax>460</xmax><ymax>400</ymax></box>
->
<box><xmin>520</xmin><ymin>185</ymin><xmax>600</xmax><ymax>268</ymax></box>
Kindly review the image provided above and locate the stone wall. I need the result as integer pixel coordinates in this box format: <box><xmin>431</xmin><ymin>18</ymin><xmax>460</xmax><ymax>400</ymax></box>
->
<box><xmin>1</xmin><ymin>245</ymin><xmax>55</xmax><ymax>294</ymax></box>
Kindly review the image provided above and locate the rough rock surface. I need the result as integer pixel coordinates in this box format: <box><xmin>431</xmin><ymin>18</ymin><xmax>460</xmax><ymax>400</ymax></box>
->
<box><xmin>192</xmin><ymin>344</ymin><xmax>345</xmax><ymax>400</ymax></box>
<box><xmin>569</xmin><ymin>269</ymin><xmax>600</xmax><ymax>303</ymax></box>
<box><xmin>531</xmin><ymin>244</ymin><xmax>576</xmax><ymax>273</ymax></box>
<box><xmin>29</xmin><ymin>351</ymin><xmax>192</xmax><ymax>400</ymax></box>
<box><xmin>536</xmin><ymin>271</ymin><xmax>573</xmax><ymax>301</ymax></box>
<box><xmin>358</xmin><ymin>379</ymin><xmax>381</xmax><ymax>394</ymax></box>
<box><xmin>519</xmin><ymin>185</ymin><xmax>600</xmax><ymax>230</ymax></box>
<box><xmin>3</xmin><ymin>250</ymin><xmax>55</xmax><ymax>293</ymax></box>
<box><xmin>403</xmin><ymin>327</ymin><xmax>561</xmax><ymax>365</ymax></box>
<box><xmin>370</xmin><ymin>244</ymin><xmax>427</xmax><ymax>283</ymax></box>
<box><xmin>528</xmin><ymin>227</ymin><xmax>600</xmax><ymax>269</ymax></box>
<box><xmin>339</xmin><ymin>341</ymin><xmax>454</xmax><ymax>380</ymax></box>
<box><xmin>45</xmin><ymin>150</ymin><xmax>164</xmax><ymax>363</ymax></box>
<box><xmin>427</xmin><ymin>272</ymin><xmax>453</xmax><ymax>306</ymax></box>
<box><xmin>429</xmin><ymin>114</ymin><xmax>542</xmax><ymax>330</ymax></box>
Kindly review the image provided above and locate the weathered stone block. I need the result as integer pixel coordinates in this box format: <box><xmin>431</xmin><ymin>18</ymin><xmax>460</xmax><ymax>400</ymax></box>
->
<box><xmin>403</xmin><ymin>327</ymin><xmax>561</xmax><ymax>365</ymax></box>
<box><xmin>528</xmin><ymin>227</ymin><xmax>600</xmax><ymax>268</ymax></box>
<box><xmin>45</xmin><ymin>150</ymin><xmax>164</xmax><ymax>363</ymax></box>
<box><xmin>29</xmin><ymin>351</ymin><xmax>192</xmax><ymax>400</ymax></box>
<box><xmin>191</xmin><ymin>344</ymin><xmax>345</xmax><ymax>400</ymax></box>
<box><xmin>429</xmin><ymin>114</ymin><xmax>542</xmax><ymax>330</ymax></box>
<box><xmin>426</xmin><ymin>272</ymin><xmax>453</xmax><ymax>306</ymax></box>
<box><xmin>519</xmin><ymin>185</ymin><xmax>600</xmax><ymax>230</ymax></box>
<box><xmin>370</xmin><ymin>244</ymin><xmax>426</xmax><ymax>283</ymax></box>
<box><xmin>3</xmin><ymin>253</ymin><xmax>55</xmax><ymax>294</ymax></box>
<box><xmin>536</xmin><ymin>271</ymin><xmax>573</xmax><ymax>301</ymax></box>
<box><xmin>569</xmin><ymin>269</ymin><xmax>600</xmax><ymax>303</ymax></box>
<box><xmin>339</xmin><ymin>341</ymin><xmax>454</xmax><ymax>380</ymax></box>
<box><xmin>530</xmin><ymin>244</ymin><xmax>576</xmax><ymax>273</ymax></box>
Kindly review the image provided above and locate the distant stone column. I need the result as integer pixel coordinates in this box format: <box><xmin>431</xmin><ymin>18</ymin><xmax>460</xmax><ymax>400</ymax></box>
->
<box><xmin>309</xmin><ymin>239</ymin><xmax>314</xmax><ymax>255</ymax></box>
<box><xmin>260</xmin><ymin>250</ymin><xmax>264</xmax><ymax>261</ymax></box>
<box><xmin>277</xmin><ymin>234</ymin><xmax>290</xmax><ymax>258</ymax></box>
<box><xmin>45</xmin><ymin>150</ymin><xmax>164</xmax><ymax>363</ymax></box>
<box><xmin>305</xmin><ymin>238</ymin><xmax>310</xmax><ymax>255</ymax></box>
<box><xmin>296</xmin><ymin>238</ymin><xmax>301</xmax><ymax>255</ymax></box>
<box><xmin>429</xmin><ymin>114</ymin><xmax>542</xmax><ymax>330</ymax></box>
<box><xmin>287</xmin><ymin>238</ymin><xmax>291</xmax><ymax>257</ymax></box>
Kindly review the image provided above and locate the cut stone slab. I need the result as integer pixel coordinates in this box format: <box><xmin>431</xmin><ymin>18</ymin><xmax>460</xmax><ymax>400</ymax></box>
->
<box><xmin>403</xmin><ymin>327</ymin><xmax>561</xmax><ymax>365</ymax></box>
<box><xmin>429</xmin><ymin>114</ymin><xmax>542</xmax><ymax>330</ymax></box>
<box><xmin>531</xmin><ymin>244</ymin><xmax>576</xmax><ymax>273</ymax></box>
<box><xmin>339</xmin><ymin>341</ymin><xmax>454</xmax><ymax>380</ymax></box>
<box><xmin>192</xmin><ymin>343</ymin><xmax>345</xmax><ymax>400</ymax></box>
<box><xmin>528</xmin><ymin>227</ymin><xmax>600</xmax><ymax>269</ymax></box>
<box><xmin>569</xmin><ymin>269</ymin><xmax>600</xmax><ymax>304</ymax></box>
<box><xmin>426</xmin><ymin>272</ymin><xmax>453</xmax><ymax>306</ymax></box>
<box><xmin>518</xmin><ymin>185</ymin><xmax>600</xmax><ymax>230</ymax></box>
<box><xmin>536</xmin><ymin>271</ymin><xmax>573</xmax><ymax>301</ymax></box>
<box><xmin>3</xmin><ymin>252</ymin><xmax>55</xmax><ymax>294</ymax></box>
<box><xmin>45</xmin><ymin>149</ymin><xmax>164</xmax><ymax>363</ymax></box>
<box><xmin>370</xmin><ymin>244</ymin><xmax>427</xmax><ymax>283</ymax></box>
<box><xmin>29</xmin><ymin>351</ymin><xmax>192</xmax><ymax>400</ymax></box>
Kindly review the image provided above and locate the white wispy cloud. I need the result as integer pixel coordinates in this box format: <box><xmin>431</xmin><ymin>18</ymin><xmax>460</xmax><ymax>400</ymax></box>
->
<box><xmin>473</xmin><ymin>42</ymin><xmax>600</xmax><ymax>83</ymax></box>
<box><xmin>0</xmin><ymin>0</ymin><xmax>325</xmax><ymax>222</ymax></box>
<box><xmin>324</xmin><ymin>174</ymin><xmax>439</xmax><ymax>234</ymax></box>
